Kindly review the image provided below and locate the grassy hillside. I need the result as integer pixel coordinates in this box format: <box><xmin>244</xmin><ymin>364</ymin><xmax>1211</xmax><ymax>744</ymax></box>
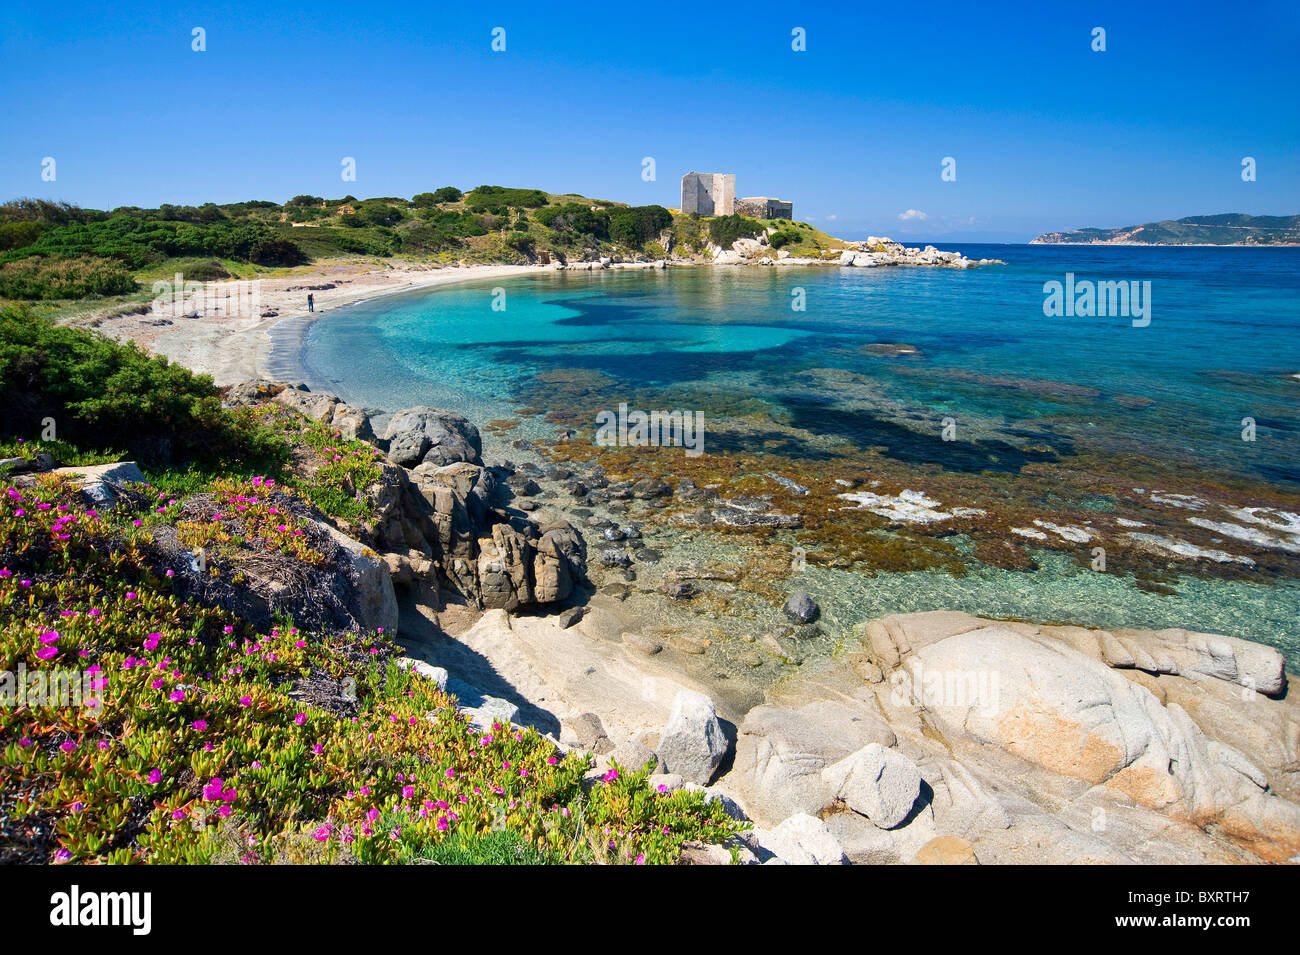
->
<box><xmin>1032</xmin><ymin>213</ymin><xmax>1300</xmax><ymax>245</ymax></box>
<box><xmin>0</xmin><ymin>190</ymin><xmax>847</xmax><ymax>306</ymax></box>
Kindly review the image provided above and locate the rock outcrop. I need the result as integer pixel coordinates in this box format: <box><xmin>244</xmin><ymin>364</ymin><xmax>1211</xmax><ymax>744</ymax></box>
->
<box><xmin>719</xmin><ymin>611</ymin><xmax>1299</xmax><ymax>864</ymax></box>
<box><xmin>837</xmin><ymin>237</ymin><xmax>1003</xmax><ymax>269</ymax></box>
<box><xmin>383</xmin><ymin>406</ymin><xmax>482</xmax><ymax>468</ymax></box>
<box><xmin>225</xmin><ymin>385</ymin><xmax>590</xmax><ymax>619</ymax></box>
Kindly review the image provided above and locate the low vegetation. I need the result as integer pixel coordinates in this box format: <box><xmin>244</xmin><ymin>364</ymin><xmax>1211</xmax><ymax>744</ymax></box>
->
<box><xmin>0</xmin><ymin>311</ymin><xmax>745</xmax><ymax>864</ymax></box>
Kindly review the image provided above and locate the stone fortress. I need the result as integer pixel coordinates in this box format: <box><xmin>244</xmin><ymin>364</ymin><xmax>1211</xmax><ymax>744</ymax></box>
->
<box><xmin>680</xmin><ymin>171</ymin><xmax>792</xmax><ymax>220</ymax></box>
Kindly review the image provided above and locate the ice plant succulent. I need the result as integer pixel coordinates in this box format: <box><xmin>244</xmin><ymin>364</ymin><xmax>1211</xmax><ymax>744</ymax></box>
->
<box><xmin>0</xmin><ymin>466</ymin><xmax>740</xmax><ymax>865</ymax></box>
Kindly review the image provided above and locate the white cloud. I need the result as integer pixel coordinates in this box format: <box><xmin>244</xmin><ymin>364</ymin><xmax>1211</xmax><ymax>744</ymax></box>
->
<box><xmin>825</xmin><ymin>213</ymin><xmax>838</xmax><ymax>221</ymax></box>
<box><xmin>897</xmin><ymin>209</ymin><xmax>928</xmax><ymax>221</ymax></box>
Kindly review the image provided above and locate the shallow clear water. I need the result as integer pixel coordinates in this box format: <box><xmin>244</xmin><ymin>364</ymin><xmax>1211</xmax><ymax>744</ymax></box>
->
<box><xmin>290</xmin><ymin>246</ymin><xmax>1300</xmax><ymax>665</ymax></box>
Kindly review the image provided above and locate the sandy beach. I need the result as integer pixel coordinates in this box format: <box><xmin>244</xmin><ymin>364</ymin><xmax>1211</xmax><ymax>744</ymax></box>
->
<box><xmin>84</xmin><ymin>261</ymin><xmax>547</xmax><ymax>385</ymax></box>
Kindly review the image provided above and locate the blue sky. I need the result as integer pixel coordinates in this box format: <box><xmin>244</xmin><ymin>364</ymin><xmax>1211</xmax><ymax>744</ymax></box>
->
<box><xmin>2</xmin><ymin>0</ymin><xmax>1297</xmax><ymax>241</ymax></box>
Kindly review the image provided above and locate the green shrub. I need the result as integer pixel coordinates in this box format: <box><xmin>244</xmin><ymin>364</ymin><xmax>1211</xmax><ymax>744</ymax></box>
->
<box><xmin>251</xmin><ymin>237</ymin><xmax>308</xmax><ymax>266</ymax></box>
<box><xmin>505</xmin><ymin>233</ymin><xmax>536</xmax><ymax>258</ymax></box>
<box><xmin>609</xmin><ymin>205</ymin><xmax>672</xmax><ymax>247</ymax></box>
<box><xmin>0</xmin><ymin>199</ymin><xmax>96</xmax><ymax>227</ymax></box>
<box><xmin>325</xmin><ymin>229</ymin><xmax>393</xmax><ymax>256</ymax></box>
<box><xmin>398</xmin><ymin>223</ymin><xmax>460</xmax><ymax>254</ymax></box>
<box><xmin>0</xmin><ymin>257</ymin><xmax>136</xmax><ymax>300</ymax></box>
<box><xmin>536</xmin><ymin>202</ymin><xmax>609</xmax><ymax>241</ymax></box>
<box><xmin>149</xmin><ymin>257</ymin><xmax>231</xmax><ymax>282</ymax></box>
<box><xmin>0</xmin><ymin>306</ymin><xmax>289</xmax><ymax>469</ymax></box>
<box><xmin>284</xmin><ymin>205</ymin><xmax>327</xmax><ymax>222</ymax></box>
<box><xmin>413</xmin><ymin>187</ymin><xmax>463</xmax><ymax>206</ymax></box>
<box><xmin>464</xmin><ymin>186</ymin><xmax>549</xmax><ymax>210</ymax></box>
<box><xmin>708</xmin><ymin>214</ymin><xmax>763</xmax><ymax>248</ymax></box>
<box><xmin>768</xmin><ymin>228</ymin><xmax>801</xmax><ymax>249</ymax></box>
<box><xmin>0</xmin><ymin>222</ymin><xmax>46</xmax><ymax>253</ymax></box>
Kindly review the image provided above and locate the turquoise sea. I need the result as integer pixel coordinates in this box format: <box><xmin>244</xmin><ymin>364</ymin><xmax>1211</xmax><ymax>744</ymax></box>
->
<box><xmin>285</xmin><ymin>245</ymin><xmax>1300</xmax><ymax>665</ymax></box>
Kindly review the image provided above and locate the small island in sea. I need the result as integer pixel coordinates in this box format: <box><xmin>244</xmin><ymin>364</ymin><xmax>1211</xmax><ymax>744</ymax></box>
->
<box><xmin>1032</xmin><ymin>212</ymin><xmax>1300</xmax><ymax>246</ymax></box>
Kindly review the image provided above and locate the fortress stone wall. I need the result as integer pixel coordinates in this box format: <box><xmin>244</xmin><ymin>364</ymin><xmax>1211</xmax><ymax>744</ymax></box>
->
<box><xmin>736</xmin><ymin>197</ymin><xmax>794</xmax><ymax>220</ymax></box>
<box><xmin>680</xmin><ymin>172</ymin><xmax>736</xmax><ymax>216</ymax></box>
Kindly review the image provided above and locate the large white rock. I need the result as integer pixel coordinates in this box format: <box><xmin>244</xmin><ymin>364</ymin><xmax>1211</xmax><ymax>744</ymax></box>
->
<box><xmin>54</xmin><ymin>461</ymin><xmax>147</xmax><ymax>507</ymax></box>
<box><xmin>822</xmin><ymin>743</ymin><xmax>922</xmax><ymax>829</ymax></box>
<box><xmin>656</xmin><ymin>690</ymin><xmax>728</xmax><ymax>785</ymax></box>
<box><xmin>731</xmin><ymin>700</ymin><xmax>896</xmax><ymax>826</ymax></box>
<box><xmin>906</xmin><ymin>625</ymin><xmax>1264</xmax><ymax>825</ymax></box>
<box><xmin>396</xmin><ymin>657</ymin><xmax>448</xmax><ymax>691</ymax></box>
<box><xmin>760</xmin><ymin>813</ymin><xmax>849</xmax><ymax>865</ymax></box>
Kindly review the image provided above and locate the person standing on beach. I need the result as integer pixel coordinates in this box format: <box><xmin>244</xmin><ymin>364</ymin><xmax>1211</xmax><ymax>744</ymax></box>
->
<box><xmin>307</xmin><ymin>293</ymin><xmax>314</xmax><ymax>313</ymax></box>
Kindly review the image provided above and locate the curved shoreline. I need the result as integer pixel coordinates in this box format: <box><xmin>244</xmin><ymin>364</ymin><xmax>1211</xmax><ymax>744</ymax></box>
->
<box><xmin>139</xmin><ymin>263</ymin><xmax>547</xmax><ymax>386</ymax></box>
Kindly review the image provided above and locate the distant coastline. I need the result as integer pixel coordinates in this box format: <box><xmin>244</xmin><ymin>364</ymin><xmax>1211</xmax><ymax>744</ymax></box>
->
<box><xmin>1032</xmin><ymin>212</ymin><xmax>1300</xmax><ymax>246</ymax></box>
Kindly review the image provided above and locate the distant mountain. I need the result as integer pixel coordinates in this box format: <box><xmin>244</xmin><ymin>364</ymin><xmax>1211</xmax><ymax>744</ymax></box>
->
<box><xmin>1031</xmin><ymin>213</ymin><xmax>1300</xmax><ymax>246</ymax></box>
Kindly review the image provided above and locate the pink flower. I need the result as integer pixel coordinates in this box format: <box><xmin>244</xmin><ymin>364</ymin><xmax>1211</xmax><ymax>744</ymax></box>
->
<box><xmin>36</xmin><ymin>646</ymin><xmax>58</xmax><ymax>660</ymax></box>
<box><xmin>602</xmin><ymin>768</ymin><xmax>619</xmax><ymax>783</ymax></box>
<box><xmin>148</xmin><ymin>769</ymin><xmax>162</xmax><ymax>784</ymax></box>
<box><xmin>125</xmin><ymin>591</ymin><xmax>137</xmax><ymax>600</ymax></box>
<box><xmin>54</xmin><ymin>849</ymin><xmax>72</xmax><ymax>863</ymax></box>
<box><xmin>239</xmin><ymin>696</ymin><xmax>253</xmax><ymax>706</ymax></box>
<box><xmin>202</xmin><ymin>777</ymin><xmax>237</xmax><ymax>802</ymax></box>
<box><xmin>191</xmin><ymin>719</ymin><xmax>207</xmax><ymax>731</ymax></box>
<box><xmin>635</xmin><ymin>854</ymin><xmax>646</xmax><ymax>865</ymax></box>
<box><xmin>294</xmin><ymin>713</ymin><xmax>306</xmax><ymax>725</ymax></box>
<box><xmin>313</xmin><ymin>825</ymin><xmax>332</xmax><ymax>842</ymax></box>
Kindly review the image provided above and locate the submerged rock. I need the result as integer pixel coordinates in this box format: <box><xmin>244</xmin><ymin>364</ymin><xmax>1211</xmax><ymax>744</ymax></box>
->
<box><xmin>783</xmin><ymin>591</ymin><xmax>820</xmax><ymax>624</ymax></box>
